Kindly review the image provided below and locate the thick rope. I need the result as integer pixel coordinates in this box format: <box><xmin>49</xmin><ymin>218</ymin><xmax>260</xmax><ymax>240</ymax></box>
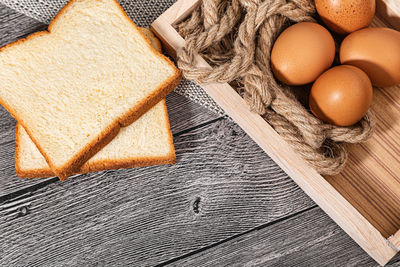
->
<box><xmin>176</xmin><ymin>0</ymin><xmax>375</xmax><ymax>175</ymax></box>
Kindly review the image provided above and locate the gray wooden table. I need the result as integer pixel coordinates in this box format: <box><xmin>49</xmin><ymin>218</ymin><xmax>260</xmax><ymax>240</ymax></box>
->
<box><xmin>0</xmin><ymin>4</ymin><xmax>399</xmax><ymax>266</ymax></box>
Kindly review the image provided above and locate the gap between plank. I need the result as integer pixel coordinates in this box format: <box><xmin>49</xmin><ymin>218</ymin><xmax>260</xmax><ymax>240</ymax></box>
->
<box><xmin>155</xmin><ymin>205</ymin><xmax>318</xmax><ymax>267</ymax></box>
<box><xmin>0</xmin><ymin>177</ymin><xmax>58</xmax><ymax>203</ymax></box>
<box><xmin>0</xmin><ymin>116</ymin><xmax>226</xmax><ymax>203</ymax></box>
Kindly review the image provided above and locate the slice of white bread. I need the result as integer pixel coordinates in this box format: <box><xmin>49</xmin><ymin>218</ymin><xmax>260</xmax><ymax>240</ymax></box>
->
<box><xmin>16</xmin><ymin>27</ymin><xmax>175</xmax><ymax>178</ymax></box>
<box><xmin>0</xmin><ymin>0</ymin><xmax>181</xmax><ymax>180</ymax></box>
<box><xmin>16</xmin><ymin>100</ymin><xmax>175</xmax><ymax>178</ymax></box>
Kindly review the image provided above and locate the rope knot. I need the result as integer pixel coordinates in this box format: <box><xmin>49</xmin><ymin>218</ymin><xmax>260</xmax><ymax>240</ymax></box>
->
<box><xmin>176</xmin><ymin>0</ymin><xmax>375</xmax><ymax>175</ymax></box>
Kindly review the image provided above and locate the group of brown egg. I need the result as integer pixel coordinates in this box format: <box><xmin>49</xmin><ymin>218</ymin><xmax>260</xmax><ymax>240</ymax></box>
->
<box><xmin>270</xmin><ymin>0</ymin><xmax>400</xmax><ymax>127</ymax></box>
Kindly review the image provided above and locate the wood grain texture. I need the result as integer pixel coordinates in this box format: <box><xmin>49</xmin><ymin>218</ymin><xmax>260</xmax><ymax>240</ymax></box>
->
<box><xmin>325</xmin><ymin>17</ymin><xmax>400</xmax><ymax>239</ymax></box>
<box><xmin>172</xmin><ymin>207</ymin><xmax>400</xmax><ymax>267</ymax></box>
<box><xmin>377</xmin><ymin>0</ymin><xmax>400</xmax><ymax>30</ymax></box>
<box><xmin>0</xmin><ymin>119</ymin><xmax>314</xmax><ymax>266</ymax></box>
<box><xmin>166</xmin><ymin>89</ymin><xmax>220</xmax><ymax>134</ymax></box>
<box><xmin>151</xmin><ymin>2</ymin><xmax>400</xmax><ymax>264</ymax></box>
<box><xmin>2</xmin><ymin>2</ymin><xmax>400</xmax><ymax>266</ymax></box>
<box><xmin>389</xmin><ymin>230</ymin><xmax>400</xmax><ymax>251</ymax></box>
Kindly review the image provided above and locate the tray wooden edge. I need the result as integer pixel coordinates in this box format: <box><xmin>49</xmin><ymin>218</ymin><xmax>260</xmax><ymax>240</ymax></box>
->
<box><xmin>389</xmin><ymin>230</ymin><xmax>400</xmax><ymax>251</ymax></box>
<box><xmin>377</xmin><ymin>0</ymin><xmax>400</xmax><ymax>31</ymax></box>
<box><xmin>151</xmin><ymin>0</ymin><xmax>399</xmax><ymax>265</ymax></box>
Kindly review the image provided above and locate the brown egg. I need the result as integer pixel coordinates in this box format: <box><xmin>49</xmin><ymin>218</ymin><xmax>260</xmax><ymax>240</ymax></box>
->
<box><xmin>309</xmin><ymin>65</ymin><xmax>373</xmax><ymax>126</ymax></box>
<box><xmin>315</xmin><ymin>0</ymin><xmax>375</xmax><ymax>35</ymax></box>
<box><xmin>271</xmin><ymin>22</ymin><xmax>335</xmax><ymax>86</ymax></box>
<box><xmin>340</xmin><ymin>27</ymin><xmax>400</xmax><ymax>87</ymax></box>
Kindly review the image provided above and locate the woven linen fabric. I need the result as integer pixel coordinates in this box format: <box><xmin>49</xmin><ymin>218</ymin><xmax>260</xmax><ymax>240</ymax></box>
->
<box><xmin>0</xmin><ymin>0</ymin><xmax>224</xmax><ymax>116</ymax></box>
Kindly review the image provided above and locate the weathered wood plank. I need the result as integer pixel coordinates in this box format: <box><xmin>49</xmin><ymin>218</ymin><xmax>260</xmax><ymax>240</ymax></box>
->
<box><xmin>0</xmin><ymin>119</ymin><xmax>314</xmax><ymax>266</ymax></box>
<box><xmin>166</xmin><ymin>89</ymin><xmax>220</xmax><ymax>134</ymax></box>
<box><xmin>172</xmin><ymin>207</ymin><xmax>400</xmax><ymax>267</ymax></box>
<box><xmin>152</xmin><ymin>2</ymin><xmax>400</xmax><ymax>264</ymax></box>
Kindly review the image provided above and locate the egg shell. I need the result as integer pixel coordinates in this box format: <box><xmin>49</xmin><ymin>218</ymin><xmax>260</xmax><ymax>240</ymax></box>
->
<box><xmin>340</xmin><ymin>27</ymin><xmax>400</xmax><ymax>87</ymax></box>
<box><xmin>271</xmin><ymin>22</ymin><xmax>335</xmax><ymax>86</ymax></box>
<box><xmin>315</xmin><ymin>0</ymin><xmax>375</xmax><ymax>35</ymax></box>
<box><xmin>309</xmin><ymin>65</ymin><xmax>373</xmax><ymax>127</ymax></box>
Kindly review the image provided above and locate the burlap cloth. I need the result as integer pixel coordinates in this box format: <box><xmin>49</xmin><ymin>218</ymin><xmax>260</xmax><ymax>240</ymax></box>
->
<box><xmin>0</xmin><ymin>0</ymin><xmax>225</xmax><ymax>116</ymax></box>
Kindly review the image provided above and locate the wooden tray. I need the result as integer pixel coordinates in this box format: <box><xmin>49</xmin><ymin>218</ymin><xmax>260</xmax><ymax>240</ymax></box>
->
<box><xmin>151</xmin><ymin>0</ymin><xmax>400</xmax><ymax>265</ymax></box>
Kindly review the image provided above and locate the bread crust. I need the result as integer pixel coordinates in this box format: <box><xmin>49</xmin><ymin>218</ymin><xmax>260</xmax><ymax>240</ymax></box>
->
<box><xmin>15</xmin><ymin>100</ymin><xmax>176</xmax><ymax>178</ymax></box>
<box><xmin>139</xmin><ymin>28</ymin><xmax>163</xmax><ymax>53</ymax></box>
<box><xmin>2</xmin><ymin>0</ymin><xmax>181</xmax><ymax>180</ymax></box>
<box><xmin>15</xmin><ymin>124</ymin><xmax>54</xmax><ymax>178</ymax></box>
<box><xmin>16</xmin><ymin>155</ymin><xmax>176</xmax><ymax>179</ymax></box>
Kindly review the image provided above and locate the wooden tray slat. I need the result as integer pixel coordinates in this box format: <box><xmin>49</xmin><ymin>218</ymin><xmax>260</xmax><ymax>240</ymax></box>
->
<box><xmin>326</xmin><ymin>14</ymin><xmax>400</xmax><ymax>239</ymax></box>
<box><xmin>377</xmin><ymin>0</ymin><xmax>400</xmax><ymax>30</ymax></box>
<box><xmin>389</xmin><ymin>230</ymin><xmax>400</xmax><ymax>251</ymax></box>
<box><xmin>152</xmin><ymin>0</ymin><xmax>400</xmax><ymax>265</ymax></box>
<box><xmin>326</xmin><ymin>83</ymin><xmax>400</xmax><ymax>238</ymax></box>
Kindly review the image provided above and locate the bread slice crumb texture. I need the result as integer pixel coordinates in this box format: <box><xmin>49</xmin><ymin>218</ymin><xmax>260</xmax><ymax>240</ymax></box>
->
<box><xmin>0</xmin><ymin>0</ymin><xmax>180</xmax><ymax>178</ymax></box>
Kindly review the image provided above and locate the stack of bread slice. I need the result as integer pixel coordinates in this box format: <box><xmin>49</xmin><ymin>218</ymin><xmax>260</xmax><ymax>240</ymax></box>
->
<box><xmin>0</xmin><ymin>0</ymin><xmax>182</xmax><ymax>181</ymax></box>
